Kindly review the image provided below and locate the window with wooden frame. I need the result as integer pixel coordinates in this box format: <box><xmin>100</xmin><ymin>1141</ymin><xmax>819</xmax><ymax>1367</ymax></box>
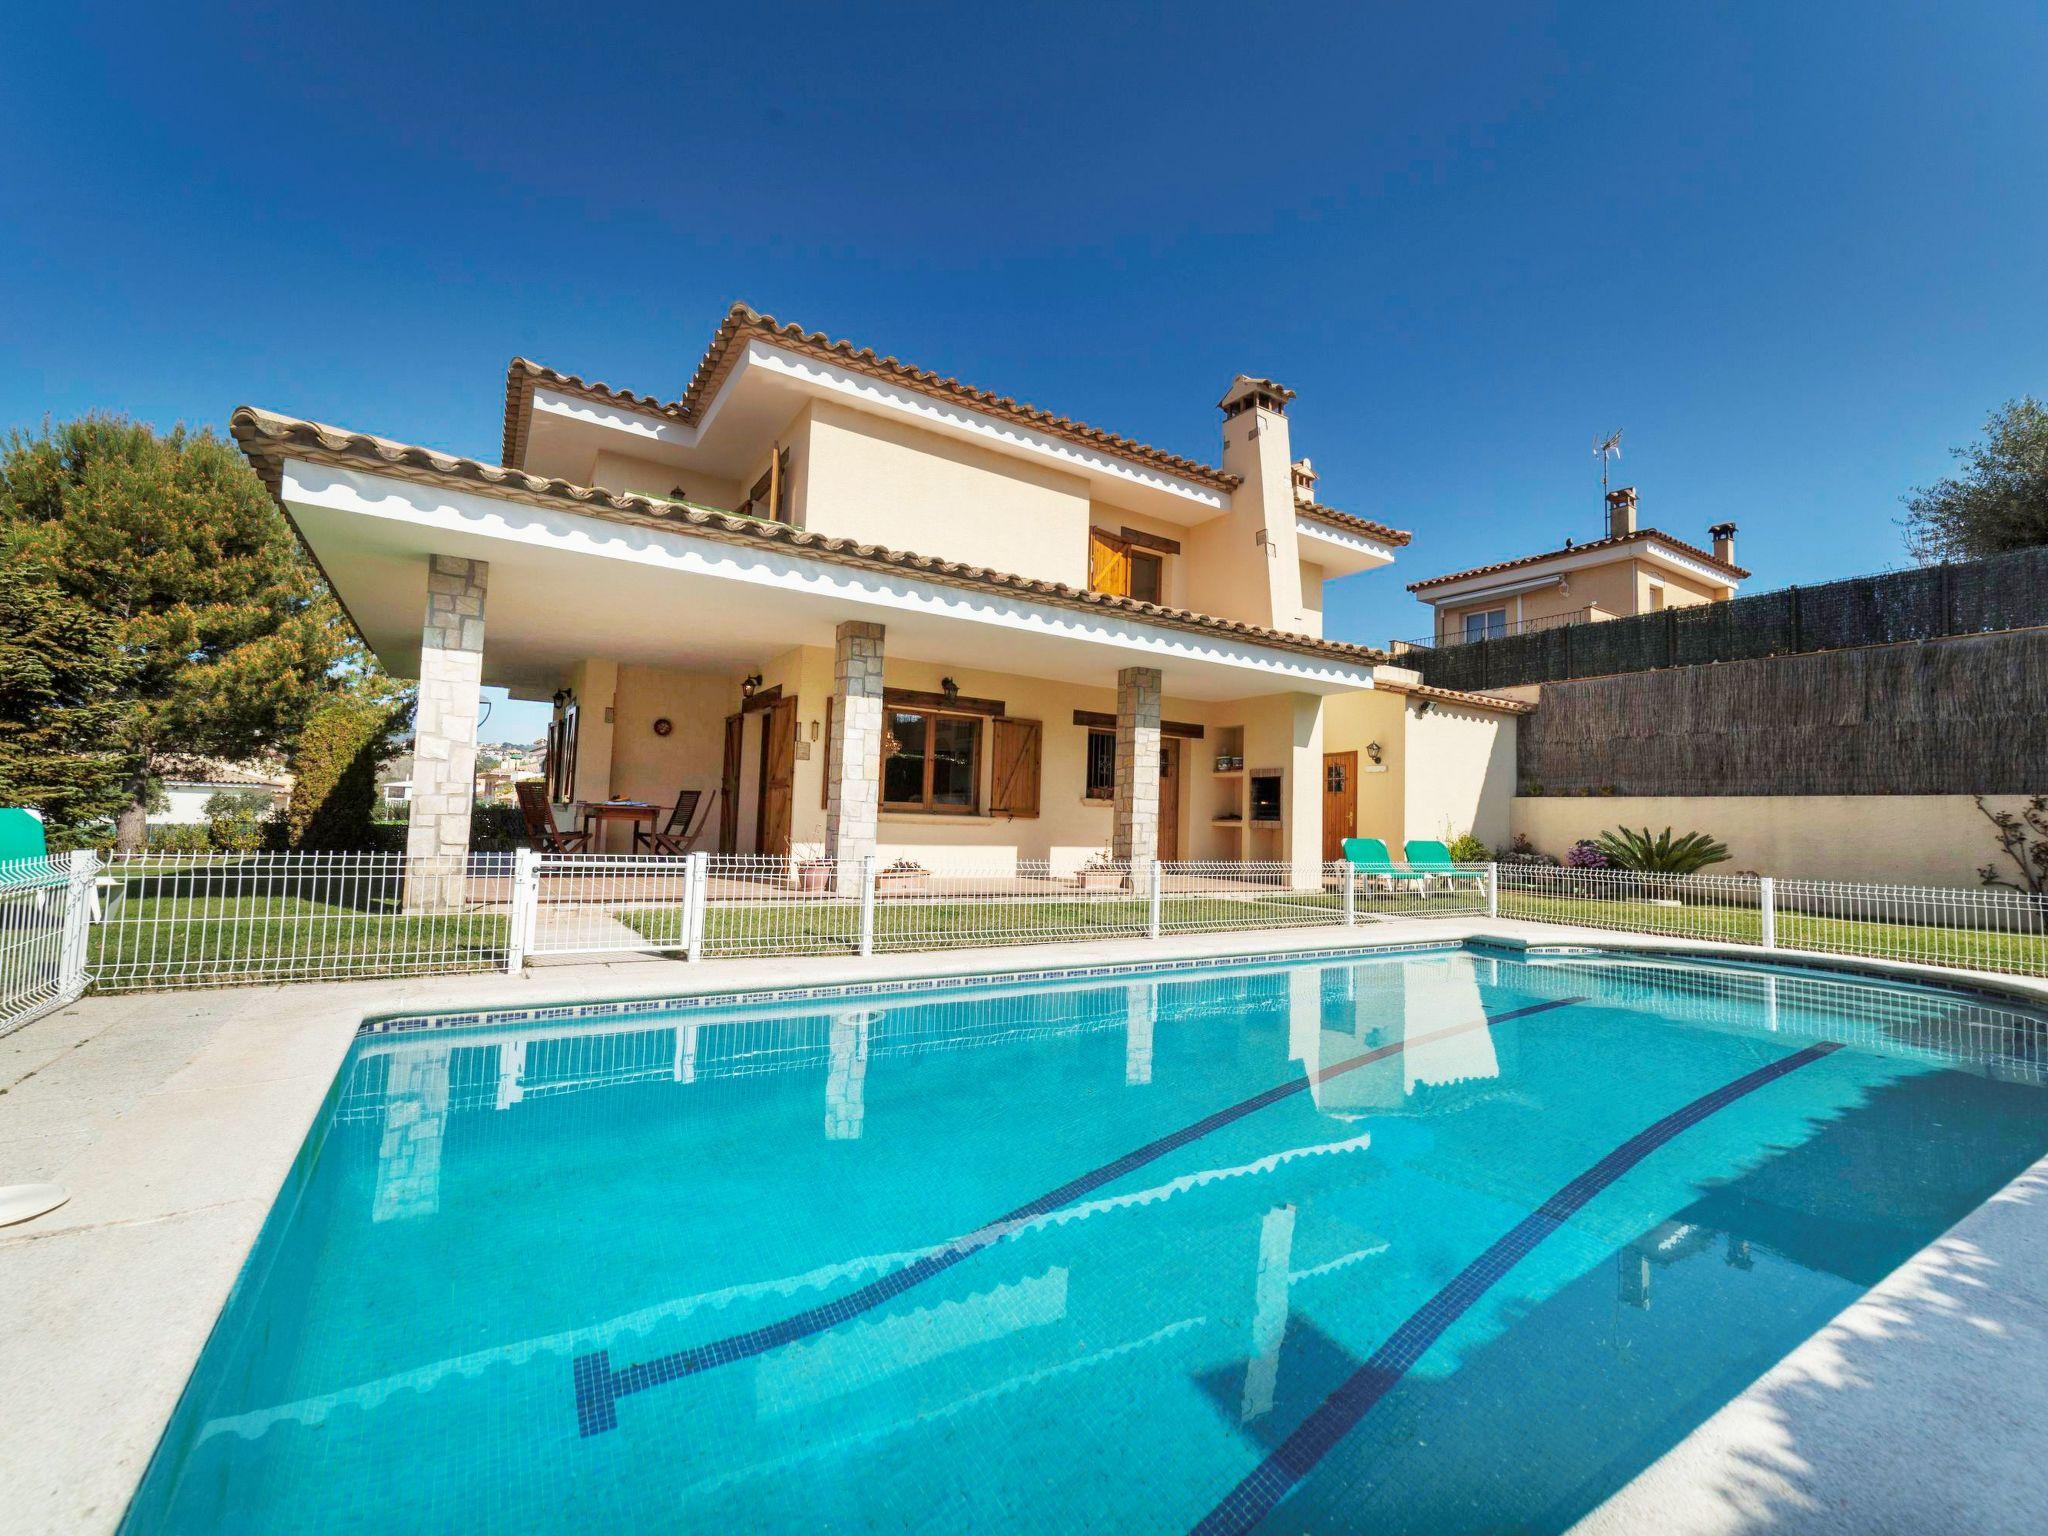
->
<box><xmin>1088</xmin><ymin>527</ymin><xmax>1169</xmax><ymax>603</ymax></box>
<box><xmin>882</xmin><ymin>708</ymin><xmax>982</xmax><ymax>812</ymax></box>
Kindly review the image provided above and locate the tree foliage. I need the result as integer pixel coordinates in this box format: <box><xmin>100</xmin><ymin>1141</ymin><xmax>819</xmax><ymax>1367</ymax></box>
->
<box><xmin>1903</xmin><ymin>397</ymin><xmax>2048</xmax><ymax>561</ymax></box>
<box><xmin>0</xmin><ymin>548</ymin><xmax>136</xmax><ymax>843</ymax></box>
<box><xmin>0</xmin><ymin>414</ymin><xmax>358</xmax><ymax>847</ymax></box>
<box><xmin>284</xmin><ymin>694</ymin><xmax>411</xmax><ymax>851</ymax></box>
<box><xmin>1593</xmin><ymin>826</ymin><xmax>1732</xmax><ymax>876</ymax></box>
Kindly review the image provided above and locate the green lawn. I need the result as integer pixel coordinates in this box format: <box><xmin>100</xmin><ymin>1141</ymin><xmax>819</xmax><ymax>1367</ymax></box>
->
<box><xmin>1497</xmin><ymin>889</ymin><xmax>2047</xmax><ymax>977</ymax></box>
<box><xmin>620</xmin><ymin>888</ymin><xmax>1409</xmax><ymax>955</ymax></box>
<box><xmin>89</xmin><ymin>888</ymin><xmax>507</xmax><ymax>987</ymax></box>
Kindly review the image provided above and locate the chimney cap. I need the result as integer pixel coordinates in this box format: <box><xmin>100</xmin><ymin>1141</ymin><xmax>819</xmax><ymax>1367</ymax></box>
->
<box><xmin>1218</xmin><ymin>374</ymin><xmax>1297</xmax><ymax>416</ymax></box>
<box><xmin>1708</xmin><ymin>520</ymin><xmax>1737</xmax><ymax>538</ymax></box>
<box><xmin>1605</xmin><ymin>485</ymin><xmax>1638</xmax><ymax>505</ymax></box>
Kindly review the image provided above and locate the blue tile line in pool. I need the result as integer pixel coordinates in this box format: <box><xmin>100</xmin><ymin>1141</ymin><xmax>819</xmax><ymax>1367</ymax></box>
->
<box><xmin>1185</xmin><ymin>1038</ymin><xmax>1846</xmax><ymax>1536</ymax></box>
<box><xmin>360</xmin><ymin>940</ymin><xmax>1469</xmax><ymax>1038</ymax></box>
<box><xmin>569</xmin><ymin>995</ymin><xmax>1585</xmax><ymax>1437</ymax></box>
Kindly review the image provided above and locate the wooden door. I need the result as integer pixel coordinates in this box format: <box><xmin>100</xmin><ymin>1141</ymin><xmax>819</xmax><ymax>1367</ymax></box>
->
<box><xmin>1158</xmin><ymin>739</ymin><xmax>1181</xmax><ymax>861</ymax></box>
<box><xmin>1322</xmin><ymin>751</ymin><xmax>1357</xmax><ymax>863</ymax></box>
<box><xmin>718</xmin><ymin>713</ymin><xmax>742</xmax><ymax>853</ymax></box>
<box><xmin>756</xmin><ymin>696</ymin><xmax>799</xmax><ymax>855</ymax></box>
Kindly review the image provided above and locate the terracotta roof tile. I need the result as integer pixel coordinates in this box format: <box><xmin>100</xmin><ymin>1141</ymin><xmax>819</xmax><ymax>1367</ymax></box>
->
<box><xmin>1406</xmin><ymin>527</ymin><xmax>1750</xmax><ymax>592</ymax></box>
<box><xmin>1294</xmin><ymin>498</ymin><xmax>1412</xmax><ymax>548</ymax></box>
<box><xmin>1369</xmin><ymin>678</ymin><xmax>1535</xmax><ymax>716</ymax></box>
<box><xmin>503</xmin><ymin>303</ymin><xmax>1241</xmax><ymax>492</ymax></box>
<box><xmin>234</xmin><ymin>407</ymin><xmax>1388</xmax><ymax>672</ymax></box>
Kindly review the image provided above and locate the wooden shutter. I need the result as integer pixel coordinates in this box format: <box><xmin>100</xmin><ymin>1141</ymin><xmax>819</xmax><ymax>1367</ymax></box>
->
<box><xmin>989</xmin><ymin>718</ymin><xmax>1042</xmax><ymax>818</ymax></box>
<box><xmin>1088</xmin><ymin>530</ymin><xmax>1131</xmax><ymax>596</ymax></box>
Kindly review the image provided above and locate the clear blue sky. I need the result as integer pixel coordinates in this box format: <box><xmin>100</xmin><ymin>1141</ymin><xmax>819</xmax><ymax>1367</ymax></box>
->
<box><xmin>4</xmin><ymin>2</ymin><xmax>2042</xmax><ymax>743</ymax></box>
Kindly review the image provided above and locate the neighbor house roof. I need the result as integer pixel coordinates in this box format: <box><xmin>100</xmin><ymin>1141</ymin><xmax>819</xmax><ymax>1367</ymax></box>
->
<box><xmin>502</xmin><ymin>303</ymin><xmax>1242</xmax><ymax>493</ymax></box>
<box><xmin>157</xmin><ymin>756</ymin><xmax>292</xmax><ymax>789</ymax></box>
<box><xmin>1406</xmin><ymin>527</ymin><xmax>1750</xmax><ymax>593</ymax></box>
<box><xmin>233</xmin><ymin>407</ymin><xmax>1393</xmax><ymax>672</ymax></box>
<box><xmin>1295</xmin><ymin>498</ymin><xmax>1412</xmax><ymax>548</ymax></box>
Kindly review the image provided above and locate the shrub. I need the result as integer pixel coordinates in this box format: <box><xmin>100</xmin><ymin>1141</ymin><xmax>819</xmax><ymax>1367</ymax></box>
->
<box><xmin>144</xmin><ymin>823</ymin><xmax>211</xmax><ymax>853</ymax></box>
<box><xmin>1593</xmin><ymin>826</ymin><xmax>1731</xmax><ymax>875</ymax></box>
<box><xmin>1445</xmin><ymin>831</ymin><xmax>1489</xmax><ymax>863</ymax></box>
<box><xmin>469</xmin><ymin>804</ymin><xmax>528</xmax><ymax>852</ymax></box>
<box><xmin>201</xmin><ymin>792</ymin><xmax>271</xmax><ymax>852</ymax></box>
<box><xmin>1563</xmin><ymin>838</ymin><xmax>1609</xmax><ymax>869</ymax></box>
<box><xmin>1495</xmin><ymin>833</ymin><xmax>1559</xmax><ymax>868</ymax></box>
<box><xmin>284</xmin><ymin>697</ymin><xmax>407</xmax><ymax>851</ymax></box>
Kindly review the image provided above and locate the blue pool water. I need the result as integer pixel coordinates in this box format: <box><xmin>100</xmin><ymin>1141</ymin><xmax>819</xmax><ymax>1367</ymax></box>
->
<box><xmin>125</xmin><ymin>944</ymin><xmax>2048</xmax><ymax>1533</ymax></box>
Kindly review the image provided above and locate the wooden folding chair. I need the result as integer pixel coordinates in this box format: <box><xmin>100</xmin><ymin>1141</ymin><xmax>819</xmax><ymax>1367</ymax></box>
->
<box><xmin>637</xmin><ymin>786</ymin><xmax>712</xmax><ymax>856</ymax></box>
<box><xmin>516</xmin><ymin>781</ymin><xmax>592</xmax><ymax>853</ymax></box>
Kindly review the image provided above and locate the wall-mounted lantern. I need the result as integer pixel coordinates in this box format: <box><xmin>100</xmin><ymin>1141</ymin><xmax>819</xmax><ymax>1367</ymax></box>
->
<box><xmin>741</xmin><ymin>673</ymin><xmax>762</xmax><ymax>700</ymax></box>
<box><xmin>1365</xmin><ymin>740</ymin><xmax>1383</xmax><ymax>765</ymax></box>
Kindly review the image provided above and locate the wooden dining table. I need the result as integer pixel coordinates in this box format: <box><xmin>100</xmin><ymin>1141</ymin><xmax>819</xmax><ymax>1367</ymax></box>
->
<box><xmin>580</xmin><ymin>799</ymin><xmax>661</xmax><ymax>853</ymax></box>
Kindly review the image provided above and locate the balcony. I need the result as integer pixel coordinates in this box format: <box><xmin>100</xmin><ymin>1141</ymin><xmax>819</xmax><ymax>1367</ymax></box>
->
<box><xmin>1395</xmin><ymin>606</ymin><xmax>1597</xmax><ymax>653</ymax></box>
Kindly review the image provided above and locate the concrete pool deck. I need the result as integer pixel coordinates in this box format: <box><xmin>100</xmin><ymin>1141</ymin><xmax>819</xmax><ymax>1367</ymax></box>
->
<box><xmin>2</xmin><ymin>919</ymin><xmax>2045</xmax><ymax>1535</ymax></box>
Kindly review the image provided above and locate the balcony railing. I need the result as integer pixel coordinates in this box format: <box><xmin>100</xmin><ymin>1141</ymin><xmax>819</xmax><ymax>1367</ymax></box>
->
<box><xmin>1396</xmin><ymin>606</ymin><xmax>1596</xmax><ymax>653</ymax></box>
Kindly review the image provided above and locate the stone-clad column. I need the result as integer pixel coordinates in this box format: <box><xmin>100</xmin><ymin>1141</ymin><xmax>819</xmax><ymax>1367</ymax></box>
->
<box><xmin>406</xmin><ymin>555</ymin><xmax>487</xmax><ymax>909</ymax></box>
<box><xmin>825</xmin><ymin>621</ymin><xmax>885</xmax><ymax>889</ymax></box>
<box><xmin>1112</xmin><ymin>665</ymin><xmax>1163</xmax><ymax>871</ymax></box>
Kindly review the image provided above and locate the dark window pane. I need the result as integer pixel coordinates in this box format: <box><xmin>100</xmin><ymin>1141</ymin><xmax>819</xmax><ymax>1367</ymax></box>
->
<box><xmin>883</xmin><ymin>711</ymin><xmax>927</xmax><ymax>806</ymax></box>
<box><xmin>1085</xmin><ymin>730</ymin><xmax>1115</xmax><ymax>799</ymax></box>
<box><xmin>930</xmin><ymin>716</ymin><xmax>979</xmax><ymax>807</ymax></box>
<box><xmin>1129</xmin><ymin>552</ymin><xmax>1163</xmax><ymax>605</ymax></box>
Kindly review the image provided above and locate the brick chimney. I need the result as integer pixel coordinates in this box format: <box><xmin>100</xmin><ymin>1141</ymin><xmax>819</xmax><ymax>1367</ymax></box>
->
<box><xmin>1290</xmin><ymin>457</ymin><xmax>1317</xmax><ymax>504</ymax></box>
<box><xmin>1605</xmin><ymin>486</ymin><xmax>1638</xmax><ymax>539</ymax></box>
<box><xmin>1709</xmin><ymin>521</ymin><xmax>1737</xmax><ymax>565</ymax></box>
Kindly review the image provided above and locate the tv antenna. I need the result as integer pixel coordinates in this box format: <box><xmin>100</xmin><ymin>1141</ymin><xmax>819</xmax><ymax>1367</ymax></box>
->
<box><xmin>1594</xmin><ymin>429</ymin><xmax>1624</xmax><ymax>503</ymax></box>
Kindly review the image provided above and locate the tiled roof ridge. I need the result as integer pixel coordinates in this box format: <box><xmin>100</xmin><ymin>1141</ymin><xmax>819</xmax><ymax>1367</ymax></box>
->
<box><xmin>500</xmin><ymin>304</ymin><xmax>1242</xmax><ymax>491</ymax></box>
<box><xmin>1370</xmin><ymin>678</ymin><xmax>1535</xmax><ymax>716</ymax></box>
<box><xmin>1294</xmin><ymin>497</ymin><xmax>1412</xmax><ymax>548</ymax></box>
<box><xmin>234</xmin><ymin>407</ymin><xmax>1388</xmax><ymax>670</ymax></box>
<box><xmin>1406</xmin><ymin>526</ymin><xmax>1750</xmax><ymax>592</ymax></box>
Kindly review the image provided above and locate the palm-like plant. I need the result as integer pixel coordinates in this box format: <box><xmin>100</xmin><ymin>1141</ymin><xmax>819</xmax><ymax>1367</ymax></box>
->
<box><xmin>1593</xmin><ymin>826</ymin><xmax>1731</xmax><ymax>876</ymax></box>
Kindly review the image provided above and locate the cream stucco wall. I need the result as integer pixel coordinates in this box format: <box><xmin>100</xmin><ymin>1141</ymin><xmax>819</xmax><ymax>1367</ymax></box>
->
<box><xmin>798</xmin><ymin>399</ymin><xmax>1092</xmax><ymax>584</ymax></box>
<box><xmin>1511</xmin><ymin>794</ymin><xmax>2035</xmax><ymax>888</ymax></box>
<box><xmin>1321</xmin><ymin>687</ymin><xmax>1517</xmax><ymax>853</ymax></box>
<box><xmin>590</xmin><ymin>450</ymin><xmax>745</xmax><ymax>512</ymax></box>
<box><xmin>608</xmin><ymin>665</ymin><xmax>734</xmax><ymax>811</ymax></box>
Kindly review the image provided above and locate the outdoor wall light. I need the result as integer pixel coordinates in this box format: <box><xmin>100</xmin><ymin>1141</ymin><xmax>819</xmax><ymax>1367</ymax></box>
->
<box><xmin>940</xmin><ymin>676</ymin><xmax>960</xmax><ymax>705</ymax></box>
<box><xmin>741</xmin><ymin>673</ymin><xmax>762</xmax><ymax>699</ymax></box>
<box><xmin>551</xmin><ymin>688</ymin><xmax>571</xmax><ymax>709</ymax></box>
<box><xmin>1366</xmin><ymin>741</ymin><xmax>1383</xmax><ymax>765</ymax></box>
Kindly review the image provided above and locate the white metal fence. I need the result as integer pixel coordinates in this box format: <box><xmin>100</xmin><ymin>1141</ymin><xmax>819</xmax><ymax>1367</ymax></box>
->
<box><xmin>1496</xmin><ymin>866</ymin><xmax>2048</xmax><ymax>977</ymax></box>
<box><xmin>0</xmin><ymin>853</ymin><xmax>95</xmax><ymax>1037</ymax></box>
<box><xmin>4</xmin><ymin>851</ymin><xmax>2041</xmax><ymax>1015</ymax></box>
<box><xmin>89</xmin><ymin>851</ymin><xmax>514</xmax><ymax>991</ymax></box>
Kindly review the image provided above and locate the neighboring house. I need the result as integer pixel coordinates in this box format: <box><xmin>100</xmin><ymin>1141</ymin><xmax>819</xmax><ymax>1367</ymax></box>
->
<box><xmin>232</xmin><ymin>302</ymin><xmax>1531</xmax><ymax>878</ymax></box>
<box><xmin>149</xmin><ymin>760</ymin><xmax>293</xmax><ymax>826</ymax></box>
<box><xmin>378</xmin><ymin>753</ymin><xmax>414</xmax><ymax>810</ymax></box>
<box><xmin>1406</xmin><ymin>487</ymin><xmax>1749</xmax><ymax>648</ymax></box>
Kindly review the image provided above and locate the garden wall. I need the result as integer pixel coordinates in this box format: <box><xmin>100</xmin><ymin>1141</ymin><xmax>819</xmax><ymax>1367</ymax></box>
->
<box><xmin>1510</xmin><ymin>793</ymin><xmax>2037</xmax><ymax>887</ymax></box>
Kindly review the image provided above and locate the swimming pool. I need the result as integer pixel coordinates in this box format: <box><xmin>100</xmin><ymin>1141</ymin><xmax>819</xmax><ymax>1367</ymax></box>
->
<box><xmin>123</xmin><ymin>942</ymin><xmax>2048</xmax><ymax>1533</ymax></box>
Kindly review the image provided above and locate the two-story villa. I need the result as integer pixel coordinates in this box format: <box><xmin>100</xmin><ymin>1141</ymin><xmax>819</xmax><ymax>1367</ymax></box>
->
<box><xmin>1407</xmin><ymin>487</ymin><xmax>1749</xmax><ymax>647</ymax></box>
<box><xmin>233</xmin><ymin>304</ymin><xmax>1528</xmax><ymax>891</ymax></box>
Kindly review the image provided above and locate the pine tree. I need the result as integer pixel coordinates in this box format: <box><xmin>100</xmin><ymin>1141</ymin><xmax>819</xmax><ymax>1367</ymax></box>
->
<box><xmin>0</xmin><ymin>546</ymin><xmax>135</xmax><ymax>843</ymax></box>
<box><xmin>0</xmin><ymin>414</ymin><xmax>356</xmax><ymax>849</ymax></box>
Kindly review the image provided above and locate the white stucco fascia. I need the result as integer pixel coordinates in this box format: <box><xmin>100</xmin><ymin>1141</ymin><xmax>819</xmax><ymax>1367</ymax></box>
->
<box><xmin>1295</xmin><ymin>517</ymin><xmax>1400</xmax><ymax>567</ymax></box>
<box><xmin>283</xmin><ymin>461</ymin><xmax>1375</xmax><ymax>692</ymax></box>
<box><xmin>531</xmin><ymin>344</ymin><xmax>1231</xmax><ymax>513</ymax></box>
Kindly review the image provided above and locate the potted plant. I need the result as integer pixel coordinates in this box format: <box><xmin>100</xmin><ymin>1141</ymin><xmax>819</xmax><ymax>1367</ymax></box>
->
<box><xmin>875</xmin><ymin>858</ymin><xmax>929</xmax><ymax>895</ymax></box>
<box><xmin>1074</xmin><ymin>850</ymin><xmax>1125</xmax><ymax>892</ymax></box>
<box><xmin>794</xmin><ymin>859</ymin><xmax>833</xmax><ymax>892</ymax></box>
